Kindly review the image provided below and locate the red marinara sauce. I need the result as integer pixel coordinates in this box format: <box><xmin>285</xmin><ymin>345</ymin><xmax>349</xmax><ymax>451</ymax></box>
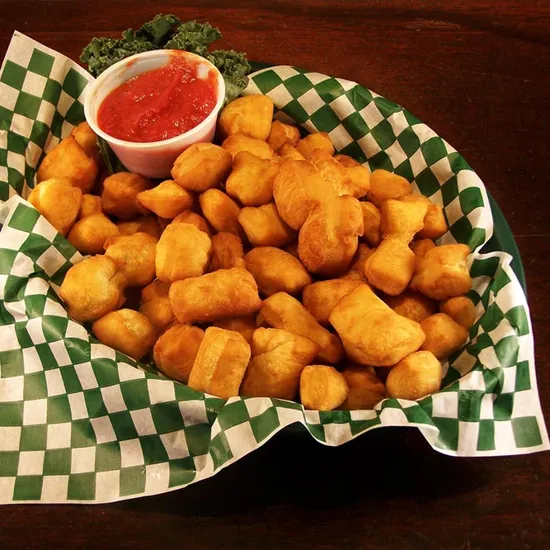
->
<box><xmin>97</xmin><ymin>55</ymin><xmax>218</xmax><ymax>143</ymax></box>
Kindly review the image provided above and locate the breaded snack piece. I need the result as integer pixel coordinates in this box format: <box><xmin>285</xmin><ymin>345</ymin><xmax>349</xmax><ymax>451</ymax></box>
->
<box><xmin>302</xmin><ymin>278</ymin><xmax>362</xmax><ymax>325</ymax></box>
<box><xmin>70</xmin><ymin>121</ymin><xmax>100</xmax><ymax>162</ymax></box>
<box><xmin>172</xmin><ymin>210</ymin><xmax>212</xmax><ymax>236</ymax></box>
<box><xmin>213</xmin><ymin>315</ymin><xmax>257</xmax><ymax>345</ymax></box>
<box><xmin>329</xmin><ymin>284</ymin><xmax>425</xmax><ymax>367</ymax></box>
<box><xmin>309</xmin><ymin>150</ymin><xmax>354</xmax><ymax>197</ymax></box>
<box><xmin>188</xmin><ymin>327</ymin><xmax>251</xmax><ymax>398</ymax></box>
<box><xmin>238</xmin><ymin>203</ymin><xmax>295</xmax><ymax>247</ymax></box>
<box><xmin>117</xmin><ymin>216</ymin><xmax>162</xmax><ymax>241</ymax></box>
<box><xmin>267</xmin><ymin>120</ymin><xmax>300</xmax><ymax>152</ymax></box>
<box><xmin>298</xmin><ymin>195</ymin><xmax>364</xmax><ymax>277</ymax></box>
<box><xmin>59</xmin><ymin>256</ymin><xmax>126</xmax><ymax>322</ymax></box>
<box><xmin>259</xmin><ymin>292</ymin><xmax>344</xmax><ymax>364</ymax></box>
<box><xmin>360</xmin><ymin>202</ymin><xmax>381</xmax><ymax>247</ymax></box>
<box><xmin>364</xmin><ymin>238</ymin><xmax>416</xmax><ymax>295</ymax></box>
<box><xmin>241</xmin><ymin>328</ymin><xmax>320</xmax><ymax>399</ymax></box>
<box><xmin>222</xmin><ymin>134</ymin><xmax>275</xmax><ymax>160</ymax></box>
<box><xmin>102</xmin><ymin>172</ymin><xmax>152</xmax><ymax>220</ymax></box>
<box><xmin>171</xmin><ymin>143</ymin><xmax>232</xmax><ymax>192</ymax></box>
<box><xmin>381</xmin><ymin>199</ymin><xmax>429</xmax><ymax>240</ymax></box>
<box><xmin>367</xmin><ymin>169</ymin><xmax>412</xmax><ymax>207</ymax></box>
<box><xmin>137</xmin><ymin>180</ymin><xmax>194</xmax><ymax>219</ymax></box>
<box><xmin>104</xmin><ymin>232</ymin><xmax>157</xmax><ymax>287</ymax></box>
<box><xmin>410</xmin><ymin>238</ymin><xmax>436</xmax><ymax>270</ymax></box>
<box><xmin>384</xmin><ymin>290</ymin><xmax>437</xmax><ymax>323</ymax></box>
<box><xmin>400</xmin><ymin>194</ymin><xmax>448</xmax><ymax>240</ymax></box>
<box><xmin>28</xmin><ymin>178</ymin><xmax>82</xmax><ymax>236</ymax></box>
<box><xmin>411</xmin><ymin>244</ymin><xmax>472</xmax><ymax>300</ymax></box>
<box><xmin>92</xmin><ymin>309</ymin><xmax>155</xmax><ymax>361</ymax></box>
<box><xmin>37</xmin><ymin>135</ymin><xmax>98</xmax><ymax>193</ymax></box>
<box><xmin>273</xmin><ymin>159</ymin><xmax>336</xmax><ymax>230</ymax></box>
<box><xmin>210</xmin><ymin>232</ymin><xmax>246</xmax><ymax>271</ymax></box>
<box><xmin>155</xmin><ymin>223</ymin><xmax>212</xmax><ymax>282</ymax></box>
<box><xmin>341</xmin><ymin>366</ymin><xmax>386</xmax><ymax>410</ymax></box>
<box><xmin>153</xmin><ymin>324</ymin><xmax>205</xmax><ymax>383</ymax></box>
<box><xmin>78</xmin><ymin>194</ymin><xmax>102</xmax><ymax>219</ymax></box>
<box><xmin>278</xmin><ymin>144</ymin><xmax>306</xmax><ymax>161</ymax></box>
<box><xmin>296</xmin><ymin>132</ymin><xmax>334</xmax><ymax>159</ymax></box>
<box><xmin>386</xmin><ymin>351</ymin><xmax>442</xmax><ymax>400</ymax></box>
<box><xmin>218</xmin><ymin>94</ymin><xmax>274</xmax><ymax>140</ymax></box>
<box><xmin>199</xmin><ymin>189</ymin><xmax>243</xmax><ymax>236</ymax></box>
<box><xmin>139</xmin><ymin>280</ymin><xmax>174</xmax><ymax>331</ymax></box>
<box><xmin>170</xmin><ymin>268</ymin><xmax>262</xmax><ymax>324</ymax></box>
<box><xmin>245</xmin><ymin>247</ymin><xmax>311</xmax><ymax>296</ymax></box>
<box><xmin>340</xmin><ymin>244</ymin><xmax>374</xmax><ymax>282</ymax></box>
<box><xmin>300</xmin><ymin>365</ymin><xmax>348</xmax><ymax>411</ymax></box>
<box><xmin>226</xmin><ymin>151</ymin><xmax>279</xmax><ymax>206</ymax></box>
<box><xmin>334</xmin><ymin>155</ymin><xmax>371</xmax><ymax>198</ymax></box>
<box><xmin>67</xmin><ymin>213</ymin><xmax>119</xmax><ymax>254</ymax></box>
<box><xmin>440</xmin><ymin>295</ymin><xmax>476</xmax><ymax>329</ymax></box>
<box><xmin>420</xmin><ymin>313</ymin><xmax>468</xmax><ymax>358</ymax></box>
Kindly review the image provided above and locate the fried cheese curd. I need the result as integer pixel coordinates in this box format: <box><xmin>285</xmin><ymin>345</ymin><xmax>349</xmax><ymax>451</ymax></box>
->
<box><xmin>67</xmin><ymin>213</ymin><xmax>119</xmax><ymax>254</ymax></box>
<box><xmin>101</xmin><ymin>172</ymin><xmax>152</xmax><ymax>219</ymax></box>
<box><xmin>136</xmin><ymin>179</ymin><xmax>194</xmax><ymax>219</ymax></box>
<box><xmin>267</xmin><ymin>120</ymin><xmax>300</xmax><ymax>152</ymax></box>
<box><xmin>210</xmin><ymin>232</ymin><xmax>246</xmax><ymax>271</ymax></box>
<box><xmin>217</xmin><ymin>94</ymin><xmax>274</xmax><ymax>141</ymax></box>
<box><xmin>295</xmin><ymin>132</ymin><xmax>334</xmax><ymax>159</ymax></box>
<box><xmin>78</xmin><ymin>194</ymin><xmax>102</xmax><ymax>219</ymax></box>
<box><xmin>213</xmin><ymin>315</ymin><xmax>257</xmax><ymax>345</ymax></box>
<box><xmin>386</xmin><ymin>351</ymin><xmax>442</xmax><ymax>400</ymax></box>
<box><xmin>341</xmin><ymin>366</ymin><xmax>386</xmax><ymax>410</ymax></box>
<box><xmin>139</xmin><ymin>280</ymin><xmax>174</xmax><ymax>332</ymax></box>
<box><xmin>222</xmin><ymin>134</ymin><xmax>275</xmax><ymax>160</ymax></box>
<box><xmin>238</xmin><ymin>203</ymin><xmax>295</xmax><ymax>247</ymax></box>
<box><xmin>420</xmin><ymin>313</ymin><xmax>468</xmax><ymax>358</ymax></box>
<box><xmin>117</xmin><ymin>216</ymin><xmax>162</xmax><ymax>240</ymax></box>
<box><xmin>440</xmin><ymin>295</ymin><xmax>476</xmax><ymax>329</ymax></box>
<box><xmin>300</xmin><ymin>365</ymin><xmax>348</xmax><ymax>411</ymax></box>
<box><xmin>171</xmin><ymin>210</ymin><xmax>212</xmax><ymax>236</ymax></box>
<box><xmin>199</xmin><ymin>189</ymin><xmax>243</xmax><ymax>236</ymax></box>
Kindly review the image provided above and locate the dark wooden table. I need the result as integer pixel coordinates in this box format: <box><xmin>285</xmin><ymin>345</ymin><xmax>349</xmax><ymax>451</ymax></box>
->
<box><xmin>1</xmin><ymin>1</ymin><xmax>549</xmax><ymax>548</ymax></box>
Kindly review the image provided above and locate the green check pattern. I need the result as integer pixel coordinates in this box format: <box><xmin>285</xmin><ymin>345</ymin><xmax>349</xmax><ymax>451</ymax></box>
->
<box><xmin>0</xmin><ymin>33</ymin><xmax>547</xmax><ymax>504</ymax></box>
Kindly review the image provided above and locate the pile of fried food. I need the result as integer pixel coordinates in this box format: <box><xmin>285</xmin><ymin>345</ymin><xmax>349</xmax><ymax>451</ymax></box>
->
<box><xmin>30</xmin><ymin>94</ymin><xmax>476</xmax><ymax>411</ymax></box>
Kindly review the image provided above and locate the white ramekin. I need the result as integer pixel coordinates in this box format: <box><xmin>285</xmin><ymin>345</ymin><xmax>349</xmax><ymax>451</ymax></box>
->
<box><xmin>84</xmin><ymin>50</ymin><xmax>226</xmax><ymax>178</ymax></box>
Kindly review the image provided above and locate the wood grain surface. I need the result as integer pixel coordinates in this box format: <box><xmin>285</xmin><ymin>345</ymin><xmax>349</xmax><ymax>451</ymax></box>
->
<box><xmin>1</xmin><ymin>1</ymin><xmax>549</xmax><ymax>548</ymax></box>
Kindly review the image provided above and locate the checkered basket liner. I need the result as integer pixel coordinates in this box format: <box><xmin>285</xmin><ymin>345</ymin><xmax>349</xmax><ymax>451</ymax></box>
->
<box><xmin>0</xmin><ymin>32</ymin><xmax>547</xmax><ymax>504</ymax></box>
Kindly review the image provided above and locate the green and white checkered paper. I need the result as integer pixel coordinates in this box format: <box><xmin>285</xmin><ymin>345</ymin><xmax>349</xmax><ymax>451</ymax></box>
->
<box><xmin>0</xmin><ymin>32</ymin><xmax>547</xmax><ymax>504</ymax></box>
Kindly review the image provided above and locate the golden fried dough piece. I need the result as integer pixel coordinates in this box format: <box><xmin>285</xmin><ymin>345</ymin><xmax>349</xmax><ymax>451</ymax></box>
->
<box><xmin>136</xmin><ymin>180</ymin><xmax>194</xmax><ymax>219</ymax></box>
<box><xmin>384</xmin><ymin>290</ymin><xmax>437</xmax><ymax>323</ymax></box>
<box><xmin>364</xmin><ymin>238</ymin><xmax>416</xmax><ymax>295</ymax></box>
<box><xmin>104</xmin><ymin>232</ymin><xmax>157</xmax><ymax>287</ymax></box>
<box><xmin>259</xmin><ymin>292</ymin><xmax>344</xmax><ymax>364</ymax></box>
<box><xmin>440</xmin><ymin>296</ymin><xmax>476</xmax><ymax>329</ymax></box>
<box><xmin>367</xmin><ymin>169</ymin><xmax>412</xmax><ymax>207</ymax></box>
<box><xmin>420</xmin><ymin>313</ymin><xmax>468</xmax><ymax>358</ymax></box>
<box><xmin>241</xmin><ymin>328</ymin><xmax>319</xmax><ymax>399</ymax></box>
<box><xmin>302</xmin><ymin>279</ymin><xmax>362</xmax><ymax>325</ymax></box>
<box><xmin>171</xmin><ymin>143</ymin><xmax>232</xmax><ymax>192</ymax></box>
<box><xmin>188</xmin><ymin>327</ymin><xmax>251</xmax><ymax>398</ymax></box>
<box><xmin>335</xmin><ymin>155</ymin><xmax>371</xmax><ymax>198</ymax></box>
<box><xmin>329</xmin><ymin>284</ymin><xmax>425</xmax><ymax>367</ymax></box>
<box><xmin>213</xmin><ymin>315</ymin><xmax>256</xmax><ymax>345</ymax></box>
<box><xmin>218</xmin><ymin>94</ymin><xmax>274</xmax><ymax>141</ymax></box>
<box><xmin>411</xmin><ymin>244</ymin><xmax>472</xmax><ymax>300</ymax></box>
<box><xmin>309</xmin><ymin>150</ymin><xmax>354</xmax><ymax>197</ymax></box>
<box><xmin>117</xmin><ymin>215</ymin><xmax>162</xmax><ymax>241</ymax></box>
<box><xmin>153</xmin><ymin>324</ymin><xmax>205</xmax><ymax>383</ymax></box>
<box><xmin>300</xmin><ymin>365</ymin><xmax>348</xmax><ymax>411</ymax></box>
<box><xmin>222</xmin><ymin>134</ymin><xmax>275</xmax><ymax>160</ymax></box>
<box><xmin>341</xmin><ymin>366</ymin><xmax>386</xmax><ymax>410</ymax></box>
<box><xmin>139</xmin><ymin>280</ymin><xmax>174</xmax><ymax>331</ymax></box>
<box><xmin>273</xmin><ymin>159</ymin><xmax>336</xmax><ymax>230</ymax></box>
<box><xmin>359</xmin><ymin>201</ymin><xmax>381</xmax><ymax>247</ymax></box>
<box><xmin>400</xmin><ymin>195</ymin><xmax>448</xmax><ymax>240</ymax></box>
<box><xmin>171</xmin><ymin>210</ymin><xmax>211</xmax><ymax>236</ymax></box>
<box><xmin>199</xmin><ymin>189</ymin><xmax>243</xmax><ymax>236</ymax></box>
<box><xmin>267</xmin><ymin>120</ymin><xmax>300</xmax><ymax>152</ymax></box>
<box><xmin>298</xmin><ymin>196</ymin><xmax>364</xmax><ymax>277</ymax></box>
<box><xmin>37</xmin><ymin>135</ymin><xmax>98</xmax><ymax>193</ymax></box>
<box><xmin>67</xmin><ymin>212</ymin><xmax>119</xmax><ymax>254</ymax></box>
<box><xmin>70</xmin><ymin>121</ymin><xmax>100</xmax><ymax>162</ymax></box>
<box><xmin>386</xmin><ymin>351</ymin><xmax>442</xmax><ymax>400</ymax></box>
<box><xmin>296</xmin><ymin>132</ymin><xmax>334</xmax><ymax>159</ymax></box>
<box><xmin>340</xmin><ymin>244</ymin><xmax>374</xmax><ymax>282</ymax></box>
<box><xmin>238</xmin><ymin>203</ymin><xmax>295</xmax><ymax>247</ymax></box>
<box><xmin>59</xmin><ymin>256</ymin><xmax>126</xmax><ymax>322</ymax></box>
<box><xmin>92</xmin><ymin>309</ymin><xmax>155</xmax><ymax>361</ymax></box>
<box><xmin>170</xmin><ymin>268</ymin><xmax>262</xmax><ymax>324</ymax></box>
<box><xmin>410</xmin><ymin>238</ymin><xmax>436</xmax><ymax>270</ymax></box>
<box><xmin>245</xmin><ymin>247</ymin><xmax>312</xmax><ymax>297</ymax></box>
<box><xmin>78</xmin><ymin>194</ymin><xmax>102</xmax><ymax>219</ymax></box>
<box><xmin>155</xmin><ymin>223</ymin><xmax>212</xmax><ymax>282</ymax></box>
<box><xmin>28</xmin><ymin>178</ymin><xmax>82</xmax><ymax>236</ymax></box>
<box><xmin>101</xmin><ymin>172</ymin><xmax>152</xmax><ymax>220</ymax></box>
<box><xmin>278</xmin><ymin>144</ymin><xmax>306</xmax><ymax>161</ymax></box>
<box><xmin>226</xmin><ymin>151</ymin><xmax>279</xmax><ymax>206</ymax></box>
<box><xmin>381</xmin><ymin>199</ymin><xmax>429</xmax><ymax>240</ymax></box>
<box><xmin>210</xmin><ymin>232</ymin><xmax>246</xmax><ymax>271</ymax></box>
